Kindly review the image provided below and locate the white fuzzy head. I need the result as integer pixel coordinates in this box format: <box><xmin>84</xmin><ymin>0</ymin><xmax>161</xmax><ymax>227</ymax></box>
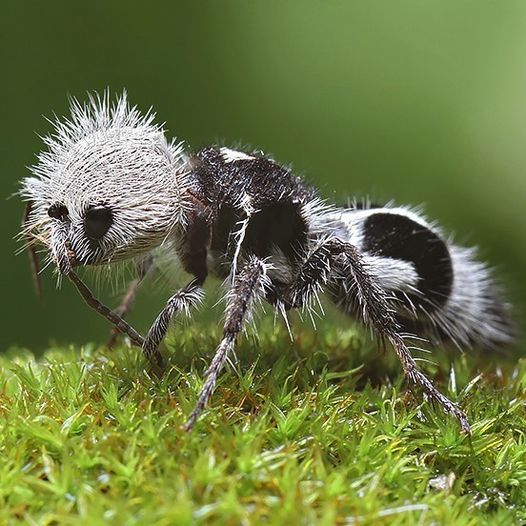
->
<box><xmin>20</xmin><ymin>92</ymin><xmax>190</xmax><ymax>273</ymax></box>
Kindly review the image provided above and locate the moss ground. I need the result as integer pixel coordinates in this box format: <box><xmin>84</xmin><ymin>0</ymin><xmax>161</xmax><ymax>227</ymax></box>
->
<box><xmin>1</xmin><ymin>319</ymin><xmax>525</xmax><ymax>525</ymax></box>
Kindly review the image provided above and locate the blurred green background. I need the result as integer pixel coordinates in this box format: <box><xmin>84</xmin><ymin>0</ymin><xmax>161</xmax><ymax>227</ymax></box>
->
<box><xmin>1</xmin><ymin>0</ymin><xmax>525</xmax><ymax>351</ymax></box>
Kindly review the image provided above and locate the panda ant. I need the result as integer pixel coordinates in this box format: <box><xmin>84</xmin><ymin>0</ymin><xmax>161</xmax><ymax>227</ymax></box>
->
<box><xmin>20</xmin><ymin>92</ymin><xmax>514</xmax><ymax>432</ymax></box>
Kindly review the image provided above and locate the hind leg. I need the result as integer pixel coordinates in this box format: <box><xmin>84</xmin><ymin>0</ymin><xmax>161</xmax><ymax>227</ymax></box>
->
<box><xmin>282</xmin><ymin>238</ymin><xmax>470</xmax><ymax>433</ymax></box>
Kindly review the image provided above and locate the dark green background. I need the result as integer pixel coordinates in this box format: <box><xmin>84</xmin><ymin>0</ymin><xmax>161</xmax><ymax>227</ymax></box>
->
<box><xmin>1</xmin><ymin>1</ymin><xmax>525</xmax><ymax>350</ymax></box>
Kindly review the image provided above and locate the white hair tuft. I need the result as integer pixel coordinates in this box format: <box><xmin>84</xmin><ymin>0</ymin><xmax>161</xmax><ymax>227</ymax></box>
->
<box><xmin>20</xmin><ymin>91</ymin><xmax>192</xmax><ymax>267</ymax></box>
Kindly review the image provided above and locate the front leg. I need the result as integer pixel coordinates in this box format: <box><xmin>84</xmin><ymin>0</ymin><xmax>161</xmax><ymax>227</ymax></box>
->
<box><xmin>184</xmin><ymin>256</ymin><xmax>269</xmax><ymax>431</ymax></box>
<box><xmin>142</xmin><ymin>279</ymin><xmax>204</xmax><ymax>369</ymax></box>
<box><xmin>285</xmin><ymin>238</ymin><xmax>471</xmax><ymax>434</ymax></box>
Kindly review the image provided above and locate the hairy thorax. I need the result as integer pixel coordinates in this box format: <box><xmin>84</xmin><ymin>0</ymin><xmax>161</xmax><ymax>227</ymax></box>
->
<box><xmin>177</xmin><ymin>147</ymin><xmax>317</xmax><ymax>285</ymax></box>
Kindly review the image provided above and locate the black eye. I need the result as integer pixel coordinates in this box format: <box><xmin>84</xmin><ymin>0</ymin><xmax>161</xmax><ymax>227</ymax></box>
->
<box><xmin>48</xmin><ymin>204</ymin><xmax>69</xmax><ymax>220</ymax></box>
<box><xmin>84</xmin><ymin>205</ymin><xmax>113</xmax><ymax>240</ymax></box>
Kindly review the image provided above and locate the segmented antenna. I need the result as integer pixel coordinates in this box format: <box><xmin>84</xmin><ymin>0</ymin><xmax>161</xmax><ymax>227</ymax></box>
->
<box><xmin>67</xmin><ymin>270</ymin><xmax>144</xmax><ymax>347</ymax></box>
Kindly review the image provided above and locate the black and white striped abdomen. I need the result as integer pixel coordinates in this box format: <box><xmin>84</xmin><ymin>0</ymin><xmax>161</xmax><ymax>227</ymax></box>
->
<box><xmin>324</xmin><ymin>205</ymin><xmax>514</xmax><ymax>349</ymax></box>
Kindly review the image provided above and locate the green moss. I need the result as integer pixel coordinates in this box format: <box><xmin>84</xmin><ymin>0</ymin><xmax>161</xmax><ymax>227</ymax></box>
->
<box><xmin>1</xmin><ymin>320</ymin><xmax>525</xmax><ymax>525</ymax></box>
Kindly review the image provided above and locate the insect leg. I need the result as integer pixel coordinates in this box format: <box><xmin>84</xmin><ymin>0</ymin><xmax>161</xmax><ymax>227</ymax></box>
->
<box><xmin>184</xmin><ymin>255</ymin><xmax>268</xmax><ymax>431</ymax></box>
<box><xmin>141</xmin><ymin>278</ymin><xmax>204</xmax><ymax>369</ymax></box>
<box><xmin>287</xmin><ymin>238</ymin><xmax>471</xmax><ymax>434</ymax></box>
<box><xmin>107</xmin><ymin>257</ymin><xmax>154</xmax><ymax>348</ymax></box>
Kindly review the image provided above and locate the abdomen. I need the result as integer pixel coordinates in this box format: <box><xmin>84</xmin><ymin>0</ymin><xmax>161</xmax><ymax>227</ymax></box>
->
<box><xmin>325</xmin><ymin>205</ymin><xmax>514</xmax><ymax>349</ymax></box>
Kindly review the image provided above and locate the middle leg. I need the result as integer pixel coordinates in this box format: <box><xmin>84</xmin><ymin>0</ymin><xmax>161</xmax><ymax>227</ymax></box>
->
<box><xmin>184</xmin><ymin>255</ymin><xmax>269</xmax><ymax>431</ymax></box>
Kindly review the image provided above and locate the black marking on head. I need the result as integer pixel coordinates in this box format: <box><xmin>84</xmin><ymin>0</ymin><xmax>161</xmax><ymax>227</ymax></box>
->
<box><xmin>362</xmin><ymin>212</ymin><xmax>453</xmax><ymax>309</ymax></box>
<box><xmin>48</xmin><ymin>203</ymin><xmax>69</xmax><ymax>221</ymax></box>
<box><xmin>84</xmin><ymin>205</ymin><xmax>113</xmax><ymax>241</ymax></box>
